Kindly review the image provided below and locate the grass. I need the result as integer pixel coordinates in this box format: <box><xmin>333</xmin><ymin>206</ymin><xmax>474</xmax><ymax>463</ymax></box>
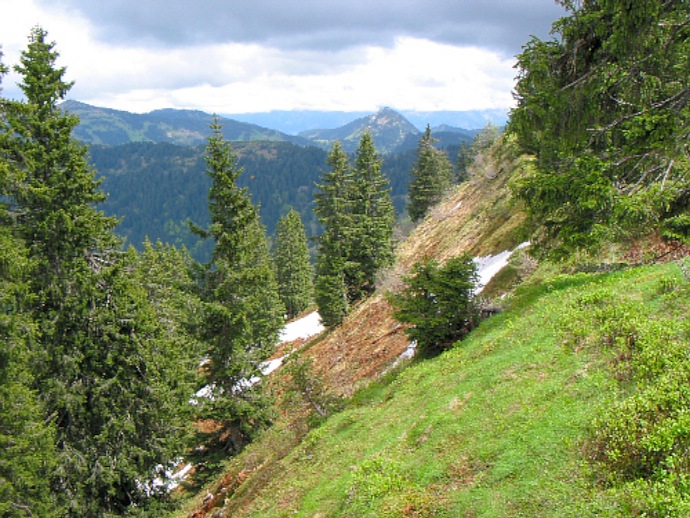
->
<box><xmin>199</xmin><ymin>259</ymin><xmax>690</xmax><ymax>517</ymax></box>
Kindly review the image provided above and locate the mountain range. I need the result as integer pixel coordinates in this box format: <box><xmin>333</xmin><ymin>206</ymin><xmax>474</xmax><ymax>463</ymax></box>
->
<box><xmin>61</xmin><ymin>101</ymin><xmax>481</xmax><ymax>154</ymax></box>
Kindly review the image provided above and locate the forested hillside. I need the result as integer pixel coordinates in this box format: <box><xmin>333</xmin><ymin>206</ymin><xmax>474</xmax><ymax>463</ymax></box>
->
<box><xmin>89</xmin><ymin>140</ymin><xmax>421</xmax><ymax>259</ymax></box>
<box><xmin>61</xmin><ymin>100</ymin><xmax>312</xmax><ymax>146</ymax></box>
<box><xmin>89</xmin><ymin>141</ymin><xmax>328</xmax><ymax>259</ymax></box>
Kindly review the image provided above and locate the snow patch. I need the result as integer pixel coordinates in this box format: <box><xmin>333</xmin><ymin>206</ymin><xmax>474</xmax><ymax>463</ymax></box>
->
<box><xmin>474</xmin><ymin>242</ymin><xmax>529</xmax><ymax>294</ymax></box>
<box><xmin>279</xmin><ymin>311</ymin><xmax>324</xmax><ymax>342</ymax></box>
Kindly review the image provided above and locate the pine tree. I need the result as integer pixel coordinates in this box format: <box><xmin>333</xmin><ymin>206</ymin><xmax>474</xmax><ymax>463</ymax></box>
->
<box><xmin>274</xmin><ymin>208</ymin><xmax>313</xmax><ymax>319</ymax></box>
<box><xmin>314</xmin><ymin>142</ymin><xmax>353</xmax><ymax>326</ymax></box>
<box><xmin>3</xmin><ymin>28</ymin><xmax>194</xmax><ymax>514</ymax></box>
<box><xmin>195</xmin><ymin>117</ymin><xmax>284</xmax><ymax>451</ymax></box>
<box><xmin>407</xmin><ymin>125</ymin><xmax>453</xmax><ymax>222</ymax></box>
<box><xmin>348</xmin><ymin>131</ymin><xmax>396</xmax><ymax>299</ymax></box>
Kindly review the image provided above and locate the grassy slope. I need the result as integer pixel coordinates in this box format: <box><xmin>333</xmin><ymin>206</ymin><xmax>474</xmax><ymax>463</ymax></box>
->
<box><xmin>180</xmin><ymin>139</ymin><xmax>690</xmax><ymax>516</ymax></box>
<box><xmin>220</xmin><ymin>262</ymin><xmax>686</xmax><ymax>517</ymax></box>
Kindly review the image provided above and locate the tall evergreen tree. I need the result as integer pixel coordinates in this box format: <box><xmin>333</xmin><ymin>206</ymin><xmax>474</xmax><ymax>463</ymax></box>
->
<box><xmin>0</xmin><ymin>50</ymin><xmax>59</xmax><ymax>517</ymax></box>
<box><xmin>274</xmin><ymin>208</ymin><xmax>313</xmax><ymax>319</ymax></box>
<box><xmin>194</xmin><ymin>117</ymin><xmax>284</xmax><ymax>451</ymax></box>
<box><xmin>3</xmin><ymin>28</ymin><xmax>194</xmax><ymax>514</ymax></box>
<box><xmin>314</xmin><ymin>142</ymin><xmax>353</xmax><ymax>326</ymax></box>
<box><xmin>348</xmin><ymin>131</ymin><xmax>396</xmax><ymax>299</ymax></box>
<box><xmin>314</xmin><ymin>135</ymin><xmax>395</xmax><ymax>325</ymax></box>
<box><xmin>455</xmin><ymin>141</ymin><xmax>473</xmax><ymax>184</ymax></box>
<box><xmin>407</xmin><ymin>125</ymin><xmax>453</xmax><ymax>222</ymax></box>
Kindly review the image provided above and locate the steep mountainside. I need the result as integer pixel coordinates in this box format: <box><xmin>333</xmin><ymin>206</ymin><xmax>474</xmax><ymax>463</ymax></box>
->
<box><xmin>61</xmin><ymin>100</ymin><xmax>311</xmax><ymax>146</ymax></box>
<box><xmin>178</xmin><ymin>137</ymin><xmax>532</xmax><ymax>516</ymax></box>
<box><xmin>179</xmin><ymin>138</ymin><xmax>690</xmax><ymax>518</ymax></box>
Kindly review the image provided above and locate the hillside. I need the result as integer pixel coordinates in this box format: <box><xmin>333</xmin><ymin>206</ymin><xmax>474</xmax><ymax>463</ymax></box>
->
<box><xmin>178</xmin><ymin>134</ymin><xmax>690</xmax><ymax>517</ymax></box>
<box><xmin>89</xmin><ymin>140</ymin><xmax>419</xmax><ymax>260</ymax></box>
<box><xmin>61</xmin><ymin>100</ymin><xmax>311</xmax><ymax>146</ymax></box>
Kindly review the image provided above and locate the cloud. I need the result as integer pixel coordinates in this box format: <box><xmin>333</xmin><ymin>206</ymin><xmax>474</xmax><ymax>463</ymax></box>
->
<box><xmin>72</xmin><ymin>38</ymin><xmax>515</xmax><ymax>114</ymax></box>
<box><xmin>2</xmin><ymin>0</ymin><xmax>565</xmax><ymax>114</ymax></box>
<box><xmin>35</xmin><ymin>0</ymin><xmax>564</xmax><ymax>54</ymax></box>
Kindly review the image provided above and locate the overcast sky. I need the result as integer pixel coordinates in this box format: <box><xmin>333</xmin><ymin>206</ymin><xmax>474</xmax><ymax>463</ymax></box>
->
<box><xmin>0</xmin><ymin>0</ymin><xmax>565</xmax><ymax>114</ymax></box>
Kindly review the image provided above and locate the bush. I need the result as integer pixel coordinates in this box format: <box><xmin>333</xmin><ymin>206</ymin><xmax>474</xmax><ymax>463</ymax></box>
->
<box><xmin>389</xmin><ymin>254</ymin><xmax>479</xmax><ymax>357</ymax></box>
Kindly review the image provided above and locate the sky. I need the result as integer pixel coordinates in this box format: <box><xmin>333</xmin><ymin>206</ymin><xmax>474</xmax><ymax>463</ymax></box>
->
<box><xmin>0</xmin><ymin>0</ymin><xmax>565</xmax><ymax>115</ymax></box>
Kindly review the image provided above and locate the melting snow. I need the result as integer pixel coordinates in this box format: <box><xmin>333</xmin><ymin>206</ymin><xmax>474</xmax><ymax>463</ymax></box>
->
<box><xmin>280</xmin><ymin>311</ymin><xmax>324</xmax><ymax>342</ymax></box>
<box><xmin>474</xmin><ymin>242</ymin><xmax>529</xmax><ymax>293</ymax></box>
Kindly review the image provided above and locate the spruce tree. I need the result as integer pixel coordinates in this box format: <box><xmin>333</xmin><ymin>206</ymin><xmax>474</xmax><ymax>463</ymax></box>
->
<box><xmin>314</xmin><ymin>142</ymin><xmax>353</xmax><ymax>326</ymax></box>
<box><xmin>195</xmin><ymin>117</ymin><xmax>284</xmax><ymax>451</ymax></box>
<box><xmin>455</xmin><ymin>141</ymin><xmax>471</xmax><ymax>184</ymax></box>
<box><xmin>274</xmin><ymin>208</ymin><xmax>313</xmax><ymax>319</ymax></box>
<box><xmin>510</xmin><ymin>0</ymin><xmax>690</xmax><ymax>255</ymax></box>
<box><xmin>0</xmin><ymin>223</ymin><xmax>59</xmax><ymax>518</ymax></box>
<box><xmin>407</xmin><ymin>125</ymin><xmax>453</xmax><ymax>222</ymax></box>
<box><xmin>4</xmin><ymin>28</ymin><xmax>193</xmax><ymax>514</ymax></box>
<box><xmin>0</xmin><ymin>52</ymin><xmax>59</xmax><ymax>516</ymax></box>
<box><xmin>348</xmin><ymin>131</ymin><xmax>395</xmax><ymax>299</ymax></box>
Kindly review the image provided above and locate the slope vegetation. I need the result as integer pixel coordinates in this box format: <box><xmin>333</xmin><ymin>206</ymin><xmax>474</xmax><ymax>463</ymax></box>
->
<box><xmin>182</xmin><ymin>139</ymin><xmax>690</xmax><ymax>517</ymax></box>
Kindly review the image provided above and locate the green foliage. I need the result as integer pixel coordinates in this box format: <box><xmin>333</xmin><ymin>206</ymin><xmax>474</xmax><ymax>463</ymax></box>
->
<box><xmin>194</xmin><ymin>118</ymin><xmax>284</xmax><ymax>451</ymax></box>
<box><xmin>274</xmin><ymin>208</ymin><xmax>313</xmax><ymax>319</ymax></box>
<box><xmin>510</xmin><ymin>0</ymin><xmax>690</xmax><ymax>257</ymax></box>
<box><xmin>0</xmin><ymin>28</ymin><xmax>198</xmax><ymax>515</ymax></box>
<box><xmin>407</xmin><ymin>125</ymin><xmax>453</xmax><ymax>222</ymax></box>
<box><xmin>314</xmin><ymin>142</ymin><xmax>353</xmax><ymax>326</ymax></box>
<box><xmin>0</xmin><ymin>220</ymin><xmax>59</xmax><ymax>517</ymax></box>
<box><xmin>348</xmin><ymin>132</ymin><xmax>396</xmax><ymax>299</ymax></box>
<box><xmin>549</xmin><ymin>264</ymin><xmax>690</xmax><ymax>515</ymax></box>
<box><xmin>89</xmin><ymin>140</ymin><xmax>329</xmax><ymax>261</ymax></box>
<box><xmin>281</xmin><ymin>353</ymin><xmax>342</xmax><ymax>424</ymax></box>
<box><xmin>390</xmin><ymin>254</ymin><xmax>479</xmax><ymax>357</ymax></box>
<box><xmin>314</xmin><ymin>134</ymin><xmax>395</xmax><ymax>326</ymax></box>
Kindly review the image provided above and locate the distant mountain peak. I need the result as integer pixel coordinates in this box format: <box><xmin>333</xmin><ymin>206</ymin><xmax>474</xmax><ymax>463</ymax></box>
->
<box><xmin>298</xmin><ymin>107</ymin><xmax>420</xmax><ymax>154</ymax></box>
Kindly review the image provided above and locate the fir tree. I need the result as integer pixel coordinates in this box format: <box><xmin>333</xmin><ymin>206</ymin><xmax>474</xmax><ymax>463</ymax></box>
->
<box><xmin>3</xmin><ymin>28</ymin><xmax>193</xmax><ymax>514</ymax></box>
<box><xmin>407</xmin><ymin>125</ymin><xmax>453</xmax><ymax>222</ymax></box>
<box><xmin>314</xmin><ymin>142</ymin><xmax>353</xmax><ymax>326</ymax></box>
<box><xmin>194</xmin><ymin>117</ymin><xmax>284</xmax><ymax>451</ymax></box>
<box><xmin>274</xmin><ymin>208</ymin><xmax>313</xmax><ymax>319</ymax></box>
<box><xmin>510</xmin><ymin>0</ymin><xmax>690</xmax><ymax>256</ymax></box>
<box><xmin>348</xmin><ymin>131</ymin><xmax>395</xmax><ymax>299</ymax></box>
<box><xmin>0</xmin><ymin>50</ymin><xmax>59</xmax><ymax>512</ymax></box>
<box><xmin>455</xmin><ymin>141</ymin><xmax>471</xmax><ymax>183</ymax></box>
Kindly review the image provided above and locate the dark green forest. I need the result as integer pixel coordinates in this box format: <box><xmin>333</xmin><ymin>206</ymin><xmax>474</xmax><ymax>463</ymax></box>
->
<box><xmin>90</xmin><ymin>141</ymin><xmax>424</xmax><ymax>260</ymax></box>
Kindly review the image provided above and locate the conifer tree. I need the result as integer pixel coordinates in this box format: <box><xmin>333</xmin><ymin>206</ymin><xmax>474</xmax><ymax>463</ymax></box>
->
<box><xmin>0</xmin><ymin>51</ymin><xmax>59</xmax><ymax>517</ymax></box>
<box><xmin>274</xmin><ymin>208</ymin><xmax>313</xmax><ymax>319</ymax></box>
<box><xmin>0</xmin><ymin>224</ymin><xmax>59</xmax><ymax>518</ymax></box>
<box><xmin>194</xmin><ymin>117</ymin><xmax>284</xmax><ymax>451</ymax></box>
<box><xmin>314</xmin><ymin>135</ymin><xmax>395</xmax><ymax>325</ymax></box>
<box><xmin>314</xmin><ymin>142</ymin><xmax>353</xmax><ymax>326</ymax></box>
<box><xmin>407</xmin><ymin>125</ymin><xmax>453</xmax><ymax>222</ymax></box>
<box><xmin>348</xmin><ymin>131</ymin><xmax>396</xmax><ymax>299</ymax></box>
<box><xmin>3</xmin><ymin>28</ymin><xmax>193</xmax><ymax>514</ymax></box>
<box><xmin>510</xmin><ymin>0</ymin><xmax>690</xmax><ymax>255</ymax></box>
<box><xmin>455</xmin><ymin>141</ymin><xmax>471</xmax><ymax>183</ymax></box>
